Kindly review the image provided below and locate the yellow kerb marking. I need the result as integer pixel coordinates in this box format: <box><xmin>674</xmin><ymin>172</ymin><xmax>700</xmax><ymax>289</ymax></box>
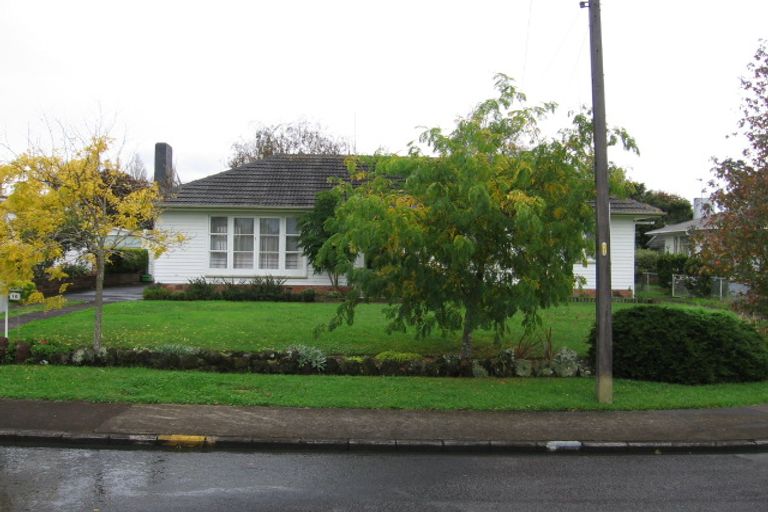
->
<box><xmin>158</xmin><ymin>434</ymin><xmax>208</xmax><ymax>447</ymax></box>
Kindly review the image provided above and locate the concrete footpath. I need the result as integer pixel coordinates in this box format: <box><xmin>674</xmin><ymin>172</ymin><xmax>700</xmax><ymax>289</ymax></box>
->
<box><xmin>1</xmin><ymin>399</ymin><xmax>767</xmax><ymax>453</ymax></box>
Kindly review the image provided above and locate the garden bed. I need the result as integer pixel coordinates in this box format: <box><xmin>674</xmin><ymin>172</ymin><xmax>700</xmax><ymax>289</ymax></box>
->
<box><xmin>0</xmin><ymin>338</ymin><xmax>587</xmax><ymax>379</ymax></box>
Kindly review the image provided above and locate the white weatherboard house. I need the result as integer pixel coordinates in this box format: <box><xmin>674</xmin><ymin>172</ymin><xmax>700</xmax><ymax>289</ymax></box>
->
<box><xmin>645</xmin><ymin>198</ymin><xmax>712</xmax><ymax>256</ymax></box>
<box><xmin>151</xmin><ymin>145</ymin><xmax>662</xmax><ymax>297</ymax></box>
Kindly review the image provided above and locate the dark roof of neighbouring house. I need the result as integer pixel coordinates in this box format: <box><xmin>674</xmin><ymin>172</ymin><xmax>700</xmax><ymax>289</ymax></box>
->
<box><xmin>645</xmin><ymin>217</ymin><xmax>711</xmax><ymax>236</ymax></box>
<box><xmin>603</xmin><ymin>198</ymin><xmax>664</xmax><ymax>217</ymax></box>
<box><xmin>163</xmin><ymin>154</ymin><xmax>664</xmax><ymax>216</ymax></box>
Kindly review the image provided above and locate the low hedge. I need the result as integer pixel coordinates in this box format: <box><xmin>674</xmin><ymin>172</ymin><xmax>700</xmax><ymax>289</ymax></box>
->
<box><xmin>0</xmin><ymin>338</ymin><xmax>588</xmax><ymax>379</ymax></box>
<box><xmin>143</xmin><ymin>281</ymin><xmax>316</xmax><ymax>303</ymax></box>
<box><xmin>587</xmin><ymin>306</ymin><xmax>768</xmax><ymax>384</ymax></box>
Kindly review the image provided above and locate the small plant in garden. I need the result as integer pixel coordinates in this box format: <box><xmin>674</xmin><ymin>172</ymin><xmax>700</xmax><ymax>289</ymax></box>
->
<box><xmin>374</xmin><ymin>351</ymin><xmax>423</xmax><ymax>363</ymax></box>
<box><xmin>552</xmin><ymin>347</ymin><xmax>579</xmax><ymax>366</ymax></box>
<box><xmin>471</xmin><ymin>361</ymin><xmax>489</xmax><ymax>378</ymax></box>
<box><xmin>185</xmin><ymin>277</ymin><xmax>219</xmax><ymax>300</ymax></box>
<box><xmin>287</xmin><ymin>345</ymin><xmax>327</xmax><ymax>371</ymax></box>
<box><xmin>142</xmin><ymin>285</ymin><xmax>174</xmax><ymax>300</ymax></box>
<box><xmin>156</xmin><ymin>344</ymin><xmax>201</xmax><ymax>356</ymax></box>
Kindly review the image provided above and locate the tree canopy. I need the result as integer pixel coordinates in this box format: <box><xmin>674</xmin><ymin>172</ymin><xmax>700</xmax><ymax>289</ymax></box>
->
<box><xmin>318</xmin><ymin>75</ymin><xmax>637</xmax><ymax>362</ymax></box>
<box><xmin>696</xmin><ymin>42</ymin><xmax>768</xmax><ymax>316</ymax></box>
<box><xmin>629</xmin><ymin>185</ymin><xmax>693</xmax><ymax>247</ymax></box>
<box><xmin>228</xmin><ymin>121</ymin><xmax>351</xmax><ymax>168</ymax></box>
<box><xmin>0</xmin><ymin>135</ymin><xmax>185</xmax><ymax>348</ymax></box>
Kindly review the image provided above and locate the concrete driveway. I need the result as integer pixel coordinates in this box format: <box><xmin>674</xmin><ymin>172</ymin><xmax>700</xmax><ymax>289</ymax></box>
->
<box><xmin>64</xmin><ymin>285</ymin><xmax>147</xmax><ymax>303</ymax></box>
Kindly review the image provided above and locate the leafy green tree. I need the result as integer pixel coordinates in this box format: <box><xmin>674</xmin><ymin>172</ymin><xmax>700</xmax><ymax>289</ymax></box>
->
<box><xmin>298</xmin><ymin>189</ymin><xmax>354</xmax><ymax>290</ymax></box>
<box><xmin>696</xmin><ymin>42</ymin><xmax>768</xmax><ymax>316</ymax></box>
<box><xmin>319</xmin><ymin>76</ymin><xmax>611</xmax><ymax>362</ymax></box>
<box><xmin>629</xmin><ymin>184</ymin><xmax>693</xmax><ymax>247</ymax></box>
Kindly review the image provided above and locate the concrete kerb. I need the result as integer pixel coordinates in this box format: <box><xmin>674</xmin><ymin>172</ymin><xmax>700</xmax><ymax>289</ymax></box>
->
<box><xmin>1</xmin><ymin>429</ymin><xmax>766</xmax><ymax>454</ymax></box>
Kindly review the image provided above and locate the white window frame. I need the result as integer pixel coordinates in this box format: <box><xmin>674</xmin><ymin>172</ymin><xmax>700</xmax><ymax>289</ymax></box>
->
<box><xmin>209</xmin><ymin>216</ymin><xmax>229</xmax><ymax>269</ymax></box>
<box><xmin>206</xmin><ymin>214</ymin><xmax>306</xmax><ymax>278</ymax></box>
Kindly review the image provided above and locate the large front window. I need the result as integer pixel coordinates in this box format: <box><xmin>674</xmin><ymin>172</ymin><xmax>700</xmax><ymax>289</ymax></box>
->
<box><xmin>208</xmin><ymin>215</ymin><xmax>303</xmax><ymax>273</ymax></box>
<box><xmin>234</xmin><ymin>218</ymin><xmax>255</xmax><ymax>269</ymax></box>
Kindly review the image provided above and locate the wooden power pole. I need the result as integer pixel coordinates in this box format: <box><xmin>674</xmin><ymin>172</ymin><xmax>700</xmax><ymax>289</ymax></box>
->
<box><xmin>581</xmin><ymin>0</ymin><xmax>613</xmax><ymax>403</ymax></box>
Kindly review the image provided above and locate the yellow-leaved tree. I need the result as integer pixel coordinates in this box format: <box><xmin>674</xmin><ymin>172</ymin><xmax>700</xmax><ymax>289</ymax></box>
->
<box><xmin>0</xmin><ymin>135</ymin><xmax>185</xmax><ymax>350</ymax></box>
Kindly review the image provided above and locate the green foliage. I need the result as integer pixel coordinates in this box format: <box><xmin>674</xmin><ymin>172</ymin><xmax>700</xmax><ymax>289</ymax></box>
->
<box><xmin>26</xmin><ymin>339</ymin><xmax>71</xmax><ymax>361</ymax></box>
<box><xmin>656</xmin><ymin>253</ymin><xmax>689</xmax><ymax>289</ymax></box>
<box><xmin>10</xmin><ymin>281</ymin><xmax>38</xmax><ymax>303</ymax></box>
<box><xmin>298</xmin><ymin>190</ymin><xmax>354</xmax><ymax>290</ymax></box>
<box><xmin>629</xmin><ymin>185</ymin><xmax>693</xmax><ymax>247</ymax></box>
<box><xmin>60</xmin><ymin>263</ymin><xmax>91</xmax><ymax>278</ymax></box>
<box><xmin>155</xmin><ymin>344</ymin><xmax>201</xmax><ymax>356</ymax></box>
<box><xmin>142</xmin><ymin>284</ymin><xmax>174</xmax><ymax>300</ymax></box>
<box><xmin>696</xmin><ymin>42</ymin><xmax>768</xmax><ymax>317</ymax></box>
<box><xmin>681</xmin><ymin>257</ymin><xmax>715</xmax><ymax>298</ymax></box>
<box><xmin>287</xmin><ymin>345</ymin><xmax>327</xmax><ymax>371</ymax></box>
<box><xmin>634</xmin><ymin>248</ymin><xmax>659</xmax><ymax>275</ymax></box>
<box><xmin>321</xmin><ymin>75</ymin><xmax>635</xmax><ymax>360</ymax></box>
<box><xmin>105</xmin><ymin>248</ymin><xmax>148</xmax><ymax>274</ymax></box>
<box><xmin>185</xmin><ymin>277</ymin><xmax>219</xmax><ymax>300</ymax></box>
<box><xmin>587</xmin><ymin>306</ymin><xmax>768</xmax><ymax>384</ymax></box>
<box><xmin>374</xmin><ymin>351</ymin><xmax>423</xmax><ymax>363</ymax></box>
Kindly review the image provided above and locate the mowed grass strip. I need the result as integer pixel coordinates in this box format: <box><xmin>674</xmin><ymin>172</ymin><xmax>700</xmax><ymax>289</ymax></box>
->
<box><xmin>1</xmin><ymin>365</ymin><xmax>767</xmax><ymax>411</ymax></box>
<box><xmin>10</xmin><ymin>300</ymin><xmax>636</xmax><ymax>356</ymax></box>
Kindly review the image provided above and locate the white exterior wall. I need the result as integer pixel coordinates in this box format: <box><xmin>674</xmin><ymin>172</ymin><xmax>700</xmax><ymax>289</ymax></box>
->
<box><xmin>153</xmin><ymin>209</ymin><xmax>335</xmax><ymax>287</ymax></box>
<box><xmin>155</xmin><ymin>209</ymin><xmax>640</xmax><ymax>294</ymax></box>
<box><xmin>572</xmin><ymin>215</ymin><xmax>637</xmax><ymax>296</ymax></box>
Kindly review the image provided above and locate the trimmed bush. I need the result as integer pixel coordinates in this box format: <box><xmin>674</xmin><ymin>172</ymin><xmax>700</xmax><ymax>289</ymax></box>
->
<box><xmin>106</xmin><ymin>249</ymin><xmax>149</xmax><ymax>274</ymax></box>
<box><xmin>142</xmin><ymin>284</ymin><xmax>176</xmax><ymax>300</ymax></box>
<box><xmin>587</xmin><ymin>306</ymin><xmax>768</xmax><ymax>384</ymax></box>
<box><xmin>184</xmin><ymin>277</ymin><xmax>219</xmax><ymax>300</ymax></box>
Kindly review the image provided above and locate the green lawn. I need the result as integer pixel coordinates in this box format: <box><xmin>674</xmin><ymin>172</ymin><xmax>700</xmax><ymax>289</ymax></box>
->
<box><xmin>10</xmin><ymin>300</ymin><xmax>632</xmax><ymax>357</ymax></box>
<box><xmin>1</xmin><ymin>365</ymin><xmax>766</xmax><ymax>411</ymax></box>
<box><xmin>7</xmin><ymin>300</ymin><xmax>84</xmax><ymax>319</ymax></box>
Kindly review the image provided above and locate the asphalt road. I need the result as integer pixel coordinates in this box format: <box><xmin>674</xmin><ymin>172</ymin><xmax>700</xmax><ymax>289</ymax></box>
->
<box><xmin>1</xmin><ymin>447</ymin><xmax>767</xmax><ymax>511</ymax></box>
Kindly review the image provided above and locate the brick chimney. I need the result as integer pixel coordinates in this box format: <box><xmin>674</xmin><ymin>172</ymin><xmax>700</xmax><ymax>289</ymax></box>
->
<box><xmin>154</xmin><ymin>142</ymin><xmax>173</xmax><ymax>195</ymax></box>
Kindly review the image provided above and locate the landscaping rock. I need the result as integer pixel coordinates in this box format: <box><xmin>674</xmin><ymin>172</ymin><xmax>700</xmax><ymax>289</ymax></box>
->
<box><xmin>514</xmin><ymin>359</ymin><xmax>532</xmax><ymax>377</ymax></box>
<box><xmin>232</xmin><ymin>356</ymin><xmax>250</xmax><ymax>371</ymax></box>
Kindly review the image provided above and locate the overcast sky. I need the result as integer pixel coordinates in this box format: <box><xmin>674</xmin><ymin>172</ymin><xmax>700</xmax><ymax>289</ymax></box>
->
<box><xmin>1</xmin><ymin>0</ymin><xmax>766</xmax><ymax>200</ymax></box>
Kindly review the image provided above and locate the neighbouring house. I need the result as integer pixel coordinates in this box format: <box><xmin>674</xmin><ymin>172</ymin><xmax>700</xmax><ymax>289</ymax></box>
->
<box><xmin>151</xmin><ymin>144</ymin><xmax>663</xmax><ymax>297</ymax></box>
<box><xmin>645</xmin><ymin>198</ymin><xmax>711</xmax><ymax>256</ymax></box>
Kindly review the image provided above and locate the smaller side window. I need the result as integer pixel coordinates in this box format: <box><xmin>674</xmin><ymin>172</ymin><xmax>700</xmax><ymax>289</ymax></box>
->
<box><xmin>210</xmin><ymin>217</ymin><xmax>228</xmax><ymax>269</ymax></box>
<box><xmin>259</xmin><ymin>218</ymin><xmax>280</xmax><ymax>269</ymax></box>
<box><xmin>285</xmin><ymin>217</ymin><xmax>301</xmax><ymax>269</ymax></box>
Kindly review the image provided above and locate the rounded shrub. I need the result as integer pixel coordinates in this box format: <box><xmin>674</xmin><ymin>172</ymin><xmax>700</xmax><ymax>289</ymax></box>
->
<box><xmin>587</xmin><ymin>306</ymin><xmax>768</xmax><ymax>384</ymax></box>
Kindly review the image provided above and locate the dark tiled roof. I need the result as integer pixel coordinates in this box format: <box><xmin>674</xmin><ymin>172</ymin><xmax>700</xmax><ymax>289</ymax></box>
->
<box><xmin>606</xmin><ymin>197</ymin><xmax>664</xmax><ymax>217</ymax></box>
<box><xmin>163</xmin><ymin>154</ymin><xmax>354</xmax><ymax>208</ymax></box>
<box><xmin>164</xmin><ymin>155</ymin><xmax>663</xmax><ymax>216</ymax></box>
<box><xmin>645</xmin><ymin>217</ymin><xmax>710</xmax><ymax>235</ymax></box>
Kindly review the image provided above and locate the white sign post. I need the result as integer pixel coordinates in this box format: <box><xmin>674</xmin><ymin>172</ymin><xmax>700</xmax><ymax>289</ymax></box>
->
<box><xmin>0</xmin><ymin>294</ymin><xmax>7</xmax><ymax>339</ymax></box>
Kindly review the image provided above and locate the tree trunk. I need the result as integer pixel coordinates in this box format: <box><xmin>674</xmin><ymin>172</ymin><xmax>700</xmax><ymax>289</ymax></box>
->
<box><xmin>93</xmin><ymin>249</ymin><xmax>105</xmax><ymax>352</ymax></box>
<box><xmin>461</xmin><ymin>309</ymin><xmax>473</xmax><ymax>362</ymax></box>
